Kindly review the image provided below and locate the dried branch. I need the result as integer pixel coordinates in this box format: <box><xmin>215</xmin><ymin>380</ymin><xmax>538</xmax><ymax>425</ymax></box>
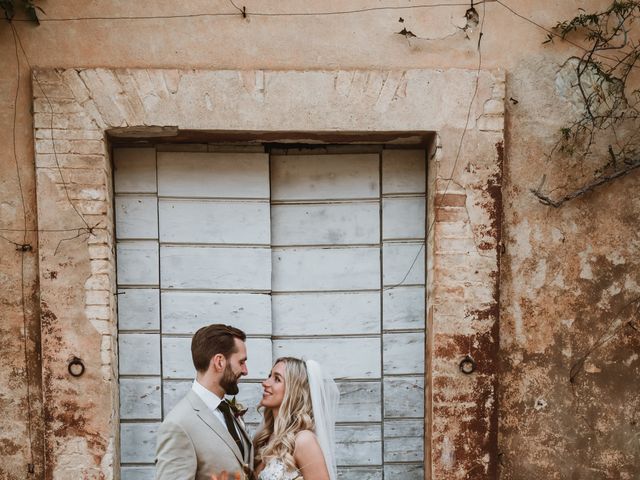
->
<box><xmin>536</xmin><ymin>2</ymin><xmax>640</xmax><ymax>206</ymax></box>
<box><xmin>532</xmin><ymin>158</ymin><xmax>640</xmax><ymax>207</ymax></box>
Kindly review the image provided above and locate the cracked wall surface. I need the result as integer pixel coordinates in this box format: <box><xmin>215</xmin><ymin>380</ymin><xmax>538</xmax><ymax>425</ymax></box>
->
<box><xmin>0</xmin><ymin>1</ymin><xmax>638</xmax><ymax>479</ymax></box>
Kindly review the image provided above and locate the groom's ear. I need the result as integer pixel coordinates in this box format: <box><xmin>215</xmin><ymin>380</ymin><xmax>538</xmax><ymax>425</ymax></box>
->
<box><xmin>210</xmin><ymin>353</ymin><xmax>226</xmax><ymax>372</ymax></box>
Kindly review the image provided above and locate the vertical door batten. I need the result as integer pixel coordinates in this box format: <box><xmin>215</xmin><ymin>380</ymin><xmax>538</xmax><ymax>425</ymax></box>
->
<box><xmin>380</xmin><ymin>150</ymin><xmax>426</xmax><ymax>478</ymax></box>
<box><xmin>114</xmin><ymin>148</ymin><xmax>162</xmax><ymax>479</ymax></box>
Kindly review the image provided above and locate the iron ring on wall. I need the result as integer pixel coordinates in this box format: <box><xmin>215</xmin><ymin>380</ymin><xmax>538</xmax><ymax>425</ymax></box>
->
<box><xmin>68</xmin><ymin>356</ymin><xmax>85</xmax><ymax>377</ymax></box>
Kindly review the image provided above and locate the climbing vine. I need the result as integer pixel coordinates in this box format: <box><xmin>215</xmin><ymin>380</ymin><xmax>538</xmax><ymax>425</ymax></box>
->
<box><xmin>1</xmin><ymin>0</ymin><xmax>42</xmax><ymax>24</ymax></box>
<box><xmin>533</xmin><ymin>1</ymin><xmax>640</xmax><ymax>207</ymax></box>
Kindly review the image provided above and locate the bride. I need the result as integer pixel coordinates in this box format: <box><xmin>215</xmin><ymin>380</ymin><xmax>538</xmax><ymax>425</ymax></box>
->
<box><xmin>253</xmin><ymin>357</ymin><xmax>339</xmax><ymax>480</ymax></box>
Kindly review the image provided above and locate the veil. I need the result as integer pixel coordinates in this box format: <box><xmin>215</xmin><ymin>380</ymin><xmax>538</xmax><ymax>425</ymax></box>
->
<box><xmin>306</xmin><ymin>360</ymin><xmax>340</xmax><ymax>480</ymax></box>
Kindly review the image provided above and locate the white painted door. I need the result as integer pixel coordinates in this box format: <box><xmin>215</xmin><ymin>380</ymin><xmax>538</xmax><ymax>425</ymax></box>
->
<box><xmin>114</xmin><ymin>146</ymin><xmax>426</xmax><ymax>480</ymax></box>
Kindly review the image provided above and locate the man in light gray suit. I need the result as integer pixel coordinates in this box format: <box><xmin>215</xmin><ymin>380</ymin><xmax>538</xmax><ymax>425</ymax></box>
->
<box><xmin>156</xmin><ymin>324</ymin><xmax>254</xmax><ymax>480</ymax></box>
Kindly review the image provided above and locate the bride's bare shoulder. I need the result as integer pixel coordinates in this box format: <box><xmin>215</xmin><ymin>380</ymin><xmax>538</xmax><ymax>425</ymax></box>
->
<box><xmin>294</xmin><ymin>430</ymin><xmax>318</xmax><ymax>446</ymax></box>
<box><xmin>293</xmin><ymin>430</ymin><xmax>329</xmax><ymax>479</ymax></box>
<box><xmin>293</xmin><ymin>430</ymin><xmax>323</xmax><ymax>458</ymax></box>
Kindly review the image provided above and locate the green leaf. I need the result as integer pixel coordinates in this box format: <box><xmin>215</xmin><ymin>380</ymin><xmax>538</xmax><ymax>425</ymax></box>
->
<box><xmin>25</xmin><ymin>4</ymin><xmax>39</xmax><ymax>25</ymax></box>
<box><xmin>0</xmin><ymin>0</ymin><xmax>16</xmax><ymax>20</ymax></box>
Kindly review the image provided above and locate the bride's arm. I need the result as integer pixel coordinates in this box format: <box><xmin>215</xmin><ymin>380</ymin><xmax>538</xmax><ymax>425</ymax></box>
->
<box><xmin>293</xmin><ymin>430</ymin><xmax>330</xmax><ymax>480</ymax></box>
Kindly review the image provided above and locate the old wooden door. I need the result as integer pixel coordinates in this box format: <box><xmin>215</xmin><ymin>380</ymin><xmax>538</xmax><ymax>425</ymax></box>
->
<box><xmin>114</xmin><ymin>145</ymin><xmax>426</xmax><ymax>479</ymax></box>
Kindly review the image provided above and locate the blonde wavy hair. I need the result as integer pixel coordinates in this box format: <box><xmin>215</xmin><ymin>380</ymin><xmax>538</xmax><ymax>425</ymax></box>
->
<box><xmin>254</xmin><ymin>357</ymin><xmax>315</xmax><ymax>472</ymax></box>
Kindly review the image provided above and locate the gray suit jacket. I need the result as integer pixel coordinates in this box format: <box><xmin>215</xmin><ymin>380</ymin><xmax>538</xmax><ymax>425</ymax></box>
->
<box><xmin>155</xmin><ymin>390</ymin><xmax>254</xmax><ymax>480</ymax></box>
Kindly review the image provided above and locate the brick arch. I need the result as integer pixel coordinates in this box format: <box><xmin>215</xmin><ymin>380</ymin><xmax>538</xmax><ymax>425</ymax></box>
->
<box><xmin>33</xmin><ymin>67</ymin><xmax>504</xmax><ymax>479</ymax></box>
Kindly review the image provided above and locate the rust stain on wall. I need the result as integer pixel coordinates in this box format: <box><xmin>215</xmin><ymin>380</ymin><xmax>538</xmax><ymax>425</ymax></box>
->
<box><xmin>40</xmin><ymin>300</ymin><xmax>110</xmax><ymax>476</ymax></box>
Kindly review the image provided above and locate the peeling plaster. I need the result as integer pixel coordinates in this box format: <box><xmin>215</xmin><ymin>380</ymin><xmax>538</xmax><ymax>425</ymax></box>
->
<box><xmin>531</xmin><ymin>258</ymin><xmax>547</xmax><ymax>290</ymax></box>
<box><xmin>579</xmin><ymin>246</ymin><xmax>594</xmax><ymax>280</ymax></box>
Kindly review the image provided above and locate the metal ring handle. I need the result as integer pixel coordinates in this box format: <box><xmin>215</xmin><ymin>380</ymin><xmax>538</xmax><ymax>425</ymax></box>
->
<box><xmin>459</xmin><ymin>355</ymin><xmax>477</xmax><ymax>375</ymax></box>
<box><xmin>68</xmin><ymin>356</ymin><xmax>85</xmax><ymax>377</ymax></box>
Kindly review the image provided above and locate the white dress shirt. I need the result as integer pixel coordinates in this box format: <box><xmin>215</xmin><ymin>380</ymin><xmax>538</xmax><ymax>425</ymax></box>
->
<box><xmin>191</xmin><ymin>379</ymin><xmax>241</xmax><ymax>438</ymax></box>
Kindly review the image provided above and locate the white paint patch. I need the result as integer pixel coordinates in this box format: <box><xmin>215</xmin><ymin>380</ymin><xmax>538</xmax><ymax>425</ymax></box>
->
<box><xmin>509</xmin><ymin>349</ymin><xmax>523</xmax><ymax>366</ymax></box>
<box><xmin>534</xmin><ymin>398</ymin><xmax>547</xmax><ymax>411</ymax></box>
<box><xmin>440</xmin><ymin>436</ymin><xmax>455</xmax><ymax>470</ymax></box>
<box><xmin>204</xmin><ymin>92</ymin><xmax>213</xmax><ymax>111</ymax></box>
<box><xmin>550</xmin><ymin>270</ymin><xmax>565</xmax><ymax>289</ymax></box>
<box><xmin>100</xmin><ymin>437</ymin><xmax>114</xmax><ymax>480</ymax></box>
<box><xmin>532</xmin><ymin>258</ymin><xmax>547</xmax><ymax>290</ymax></box>
<box><xmin>531</xmin><ymin>224</ymin><xmax>543</xmax><ymax>243</ymax></box>
<box><xmin>584</xmin><ymin>362</ymin><xmax>601</xmax><ymax>373</ymax></box>
<box><xmin>578</xmin><ymin>247</ymin><xmax>593</xmax><ymax>280</ymax></box>
<box><xmin>606</xmin><ymin>251</ymin><xmax>626</xmax><ymax>265</ymax></box>
<box><xmin>513</xmin><ymin>301</ymin><xmax>525</xmax><ymax>344</ymax></box>
<box><xmin>551</xmin><ymin>227</ymin><xmax>565</xmax><ymax>243</ymax></box>
<box><xmin>561</xmin><ymin>317</ymin><xmax>574</xmax><ymax>328</ymax></box>
<box><xmin>608</xmin><ymin>282</ymin><xmax>622</xmax><ymax>295</ymax></box>
<box><xmin>623</xmin><ymin>353</ymin><xmax>638</xmax><ymax>367</ymax></box>
<box><xmin>624</xmin><ymin>276</ymin><xmax>640</xmax><ymax>293</ymax></box>
<box><xmin>597</xmin><ymin>282</ymin><xmax>622</xmax><ymax>310</ymax></box>
<box><xmin>52</xmin><ymin>437</ymin><xmax>95</xmax><ymax>478</ymax></box>
<box><xmin>513</xmin><ymin>220</ymin><xmax>532</xmax><ymax>258</ymax></box>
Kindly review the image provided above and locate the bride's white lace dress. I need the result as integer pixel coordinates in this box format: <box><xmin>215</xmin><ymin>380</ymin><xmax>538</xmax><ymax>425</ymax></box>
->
<box><xmin>257</xmin><ymin>458</ymin><xmax>301</xmax><ymax>480</ymax></box>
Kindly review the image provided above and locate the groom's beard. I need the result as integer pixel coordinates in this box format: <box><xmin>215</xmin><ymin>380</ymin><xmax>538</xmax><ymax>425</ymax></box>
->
<box><xmin>221</xmin><ymin>363</ymin><xmax>240</xmax><ymax>395</ymax></box>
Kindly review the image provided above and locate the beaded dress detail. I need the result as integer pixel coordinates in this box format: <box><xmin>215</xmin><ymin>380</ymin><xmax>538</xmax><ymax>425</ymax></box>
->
<box><xmin>257</xmin><ymin>458</ymin><xmax>300</xmax><ymax>480</ymax></box>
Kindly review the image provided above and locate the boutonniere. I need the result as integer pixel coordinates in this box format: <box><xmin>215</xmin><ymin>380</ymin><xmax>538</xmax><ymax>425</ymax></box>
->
<box><xmin>228</xmin><ymin>396</ymin><xmax>248</xmax><ymax>419</ymax></box>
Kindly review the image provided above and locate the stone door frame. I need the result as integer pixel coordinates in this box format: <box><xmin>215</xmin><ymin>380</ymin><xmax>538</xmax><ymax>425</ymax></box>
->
<box><xmin>33</xmin><ymin>67</ymin><xmax>504</xmax><ymax>479</ymax></box>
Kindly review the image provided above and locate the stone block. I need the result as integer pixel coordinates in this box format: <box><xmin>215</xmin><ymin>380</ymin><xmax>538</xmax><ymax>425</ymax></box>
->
<box><xmin>85</xmin><ymin>290</ymin><xmax>110</xmax><ymax>306</ymax></box>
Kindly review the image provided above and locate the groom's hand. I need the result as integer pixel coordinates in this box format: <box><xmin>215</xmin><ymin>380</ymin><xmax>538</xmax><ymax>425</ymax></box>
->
<box><xmin>211</xmin><ymin>470</ymin><xmax>242</xmax><ymax>480</ymax></box>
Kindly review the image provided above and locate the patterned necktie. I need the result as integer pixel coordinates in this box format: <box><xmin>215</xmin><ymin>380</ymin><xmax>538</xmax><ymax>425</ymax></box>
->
<box><xmin>218</xmin><ymin>400</ymin><xmax>244</xmax><ymax>457</ymax></box>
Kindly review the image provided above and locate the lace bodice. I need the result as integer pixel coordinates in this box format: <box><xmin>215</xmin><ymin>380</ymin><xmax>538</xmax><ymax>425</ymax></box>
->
<box><xmin>257</xmin><ymin>458</ymin><xmax>300</xmax><ymax>480</ymax></box>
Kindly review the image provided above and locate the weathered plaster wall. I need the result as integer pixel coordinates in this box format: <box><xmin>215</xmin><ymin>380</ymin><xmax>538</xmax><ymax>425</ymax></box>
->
<box><xmin>0</xmin><ymin>1</ymin><xmax>637</xmax><ymax>479</ymax></box>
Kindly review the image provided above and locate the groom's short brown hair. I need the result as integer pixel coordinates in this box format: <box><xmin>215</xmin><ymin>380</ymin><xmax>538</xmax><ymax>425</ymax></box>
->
<box><xmin>191</xmin><ymin>324</ymin><xmax>246</xmax><ymax>372</ymax></box>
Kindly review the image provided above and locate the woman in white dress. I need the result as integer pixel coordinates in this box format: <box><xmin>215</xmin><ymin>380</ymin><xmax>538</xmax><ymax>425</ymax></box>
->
<box><xmin>253</xmin><ymin>357</ymin><xmax>339</xmax><ymax>480</ymax></box>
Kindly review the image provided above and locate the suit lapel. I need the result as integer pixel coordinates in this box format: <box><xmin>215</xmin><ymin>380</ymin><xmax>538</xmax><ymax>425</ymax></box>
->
<box><xmin>236</xmin><ymin>419</ymin><xmax>253</xmax><ymax>467</ymax></box>
<box><xmin>186</xmin><ymin>391</ymin><xmax>244</xmax><ymax>463</ymax></box>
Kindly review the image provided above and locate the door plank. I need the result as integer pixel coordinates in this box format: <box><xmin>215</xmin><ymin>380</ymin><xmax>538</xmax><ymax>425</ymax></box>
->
<box><xmin>336</xmin><ymin>381</ymin><xmax>382</xmax><ymax>422</ymax></box>
<box><xmin>120</xmin><ymin>423</ymin><xmax>159</xmax><ymax>463</ymax></box>
<box><xmin>119</xmin><ymin>333</ymin><xmax>161</xmax><ymax>375</ymax></box>
<box><xmin>272</xmin><ymin>292</ymin><xmax>379</xmax><ymax>335</ymax></box>
<box><xmin>271</xmin><ymin>202</ymin><xmax>379</xmax><ymax>245</ymax></box>
<box><xmin>273</xmin><ymin>338</ymin><xmax>381</xmax><ymax>379</ymax></box>
<box><xmin>271</xmin><ymin>154</ymin><xmax>379</xmax><ymax>200</ymax></box>
<box><xmin>382</xmin><ymin>286</ymin><xmax>425</xmax><ymax>331</ymax></box>
<box><xmin>335</xmin><ymin>424</ymin><xmax>382</xmax><ymax>466</ymax></box>
<box><xmin>272</xmin><ymin>247</ymin><xmax>379</xmax><ymax>291</ymax></box>
<box><xmin>162</xmin><ymin>291</ymin><xmax>271</xmax><ymax>335</ymax></box>
<box><xmin>382</xmin><ymin>242</ymin><xmax>425</xmax><ymax>286</ymax></box>
<box><xmin>382</xmin><ymin>197</ymin><xmax>425</xmax><ymax>240</ymax></box>
<box><xmin>116</xmin><ymin>241</ymin><xmax>159</xmax><ymax>286</ymax></box>
<box><xmin>120</xmin><ymin>377</ymin><xmax>162</xmax><ymax>420</ymax></box>
<box><xmin>113</xmin><ymin>148</ymin><xmax>156</xmax><ymax>194</ymax></box>
<box><xmin>117</xmin><ymin>288</ymin><xmax>160</xmax><ymax>331</ymax></box>
<box><xmin>161</xmin><ymin>246</ymin><xmax>271</xmax><ymax>290</ymax></box>
<box><xmin>383</xmin><ymin>332</ymin><xmax>425</xmax><ymax>375</ymax></box>
<box><xmin>121</xmin><ymin>466</ymin><xmax>155</xmax><ymax>480</ymax></box>
<box><xmin>115</xmin><ymin>196</ymin><xmax>158</xmax><ymax>239</ymax></box>
<box><xmin>384</xmin><ymin>419</ymin><xmax>424</xmax><ymax>462</ymax></box>
<box><xmin>383</xmin><ymin>376</ymin><xmax>425</xmax><ymax>418</ymax></box>
<box><xmin>381</xmin><ymin>150</ymin><xmax>425</xmax><ymax>194</ymax></box>
<box><xmin>159</xmin><ymin>199</ymin><xmax>270</xmax><ymax>245</ymax></box>
<box><xmin>157</xmin><ymin>152</ymin><xmax>269</xmax><ymax>198</ymax></box>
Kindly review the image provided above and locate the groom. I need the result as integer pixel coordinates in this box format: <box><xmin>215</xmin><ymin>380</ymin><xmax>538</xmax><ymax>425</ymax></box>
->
<box><xmin>155</xmin><ymin>324</ymin><xmax>253</xmax><ymax>480</ymax></box>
